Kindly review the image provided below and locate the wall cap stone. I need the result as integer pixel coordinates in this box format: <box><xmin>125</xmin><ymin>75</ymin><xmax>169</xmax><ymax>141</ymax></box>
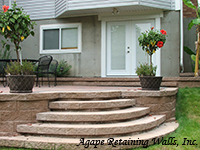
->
<box><xmin>0</xmin><ymin>88</ymin><xmax>178</xmax><ymax>101</ymax></box>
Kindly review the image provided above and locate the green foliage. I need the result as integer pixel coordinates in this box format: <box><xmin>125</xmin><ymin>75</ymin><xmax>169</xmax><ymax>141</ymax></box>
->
<box><xmin>135</xmin><ymin>63</ymin><xmax>157</xmax><ymax>76</ymax></box>
<box><xmin>138</xmin><ymin>27</ymin><xmax>167</xmax><ymax>56</ymax></box>
<box><xmin>34</xmin><ymin>60</ymin><xmax>72</xmax><ymax>77</ymax></box>
<box><xmin>0</xmin><ymin>1</ymin><xmax>35</xmax><ymax>61</ymax></box>
<box><xmin>5</xmin><ymin>61</ymin><xmax>34</xmax><ymax>75</ymax></box>
<box><xmin>184</xmin><ymin>46</ymin><xmax>196</xmax><ymax>55</ymax></box>
<box><xmin>184</xmin><ymin>46</ymin><xmax>196</xmax><ymax>71</ymax></box>
<box><xmin>191</xmin><ymin>54</ymin><xmax>200</xmax><ymax>65</ymax></box>
<box><xmin>183</xmin><ymin>0</ymin><xmax>196</xmax><ymax>9</ymax></box>
<box><xmin>188</xmin><ymin>18</ymin><xmax>200</xmax><ymax>30</ymax></box>
<box><xmin>183</xmin><ymin>0</ymin><xmax>200</xmax><ymax>30</ymax></box>
<box><xmin>56</xmin><ymin>60</ymin><xmax>72</xmax><ymax>77</ymax></box>
<box><xmin>0</xmin><ymin>40</ymin><xmax>11</xmax><ymax>59</ymax></box>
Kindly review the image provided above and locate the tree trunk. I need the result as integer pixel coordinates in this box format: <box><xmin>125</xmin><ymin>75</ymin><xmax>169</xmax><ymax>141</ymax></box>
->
<box><xmin>195</xmin><ymin>27</ymin><xmax>200</xmax><ymax>77</ymax></box>
<box><xmin>15</xmin><ymin>49</ymin><xmax>20</xmax><ymax>63</ymax></box>
<box><xmin>150</xmin><ymin>54</ymin><xmax>152</xmax><ymax>75</ymax></box>
<box><xmin>14</xmin><ymin>41</ymin><xmax>20</xmax><ymax>63</ymax></box>
<box><xmin>150</xmin><ymin>54</ymin><xmax>152</xmax><ymax>66</ymax></box>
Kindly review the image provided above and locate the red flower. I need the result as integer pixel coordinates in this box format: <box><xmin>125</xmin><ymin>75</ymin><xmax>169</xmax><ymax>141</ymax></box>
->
<box><xmin>157</xmin><ymin>41</ymin><xmax>164</xmax><ymax>48</ymax></box>
<box><xmin>160</xmin><ymin>29</ymin><xmax>167</xmax><ymax>35</ymax></box>
<box><xmin>151</xmin><ymin>27</ymin><xmax>154</xmax><ymax>30</ymax></box>
<box><xmin>2</xmin><ymin>5</ymin><xmax>9</xmax><ymax>12</ymax></box>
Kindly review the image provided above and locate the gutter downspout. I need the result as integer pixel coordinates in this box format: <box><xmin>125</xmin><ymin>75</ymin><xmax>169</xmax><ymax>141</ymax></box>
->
<box><xmin>180</xmin><ymin>1</ymin><xmax>184</xmax><ymax>73</ymax></box>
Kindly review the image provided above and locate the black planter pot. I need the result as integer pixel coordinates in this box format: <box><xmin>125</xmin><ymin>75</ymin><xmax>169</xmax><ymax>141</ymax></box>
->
<box><xmin>6</xmin><ymin>75</ymin><xmax>36</xmax><ymax>93</ymax></box>
<box><xmin>139</xmin><ymin>76</ymin><xmax>163</xmax><ymax>90</ymax></box>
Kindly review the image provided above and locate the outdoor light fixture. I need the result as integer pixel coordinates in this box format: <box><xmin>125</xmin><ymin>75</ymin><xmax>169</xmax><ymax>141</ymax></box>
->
<box><xmin>112</xmin><ymin>8</ymin><xmax>119</xmax><ymax>15</ymax></box>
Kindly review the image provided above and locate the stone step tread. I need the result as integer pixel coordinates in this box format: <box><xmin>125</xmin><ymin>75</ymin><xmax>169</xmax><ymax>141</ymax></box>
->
<box><xmin>49</xmin><ymin>99</ymin><xmax>136</xmax><ymax>109</ymax></box>
<box><xmin>38</xmin><ymin>107</ymin><xmax>149</xmax><ymax>115</ymax></box>
<box><xmin>19</xmin><ymin>115</ymin><xmax>165</xmax><ymax>128</ymax></box>
<box><xmin>17</xmin><ymin>115</ymin><xmax>166</xmax><ymax>136</ymax></box>
<box><xmin>0</xmin><ymin>122</ymin><xmax>179</xmax><ymax>149</ymax></box>
<box><xmin>36</xmin><ymin>107</ymin><xmax>150</xmax><ymax>122</ymax></box>
<box><xmin>50</xmin><ymin>99</ymin><xmax>135</xmax><ymax>104</ymax></box>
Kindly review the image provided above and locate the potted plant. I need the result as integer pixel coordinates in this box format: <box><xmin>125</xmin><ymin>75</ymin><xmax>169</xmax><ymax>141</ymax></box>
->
<box><xmin>0</xmin><ymin>1</ymin><xmax>36</xmax><ymax>93</ymax></box>
<box><xmin>5</xmin><ymin>61</ymin><xmax>35</xmax><ymax>93</ymax></box>
<box><xmin>136</xmin><ymin>27</ymin><xmax>167</xmax><ymax>90</ymax></box>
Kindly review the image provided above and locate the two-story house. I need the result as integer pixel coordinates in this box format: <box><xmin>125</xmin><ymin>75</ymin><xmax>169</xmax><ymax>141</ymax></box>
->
<box><xmin>1</xmin><ymin>0</ymin><xmax>182</xmax><ymax>77</ymax></box>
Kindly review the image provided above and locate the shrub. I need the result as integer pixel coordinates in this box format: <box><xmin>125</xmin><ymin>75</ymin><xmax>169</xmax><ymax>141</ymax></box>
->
<box><xmin>5</xmin><ymin>61</ymin><xmax>34</xmax><ymax>75</ymax></box>
<box><xmin>56</xmin><ymin>60</ymin><xmax>72</xmax><ymax>77</ymax></box>
<box><xmin>36</xmin><ymin>60</ymin><xmax>72</xmax><ymax>77</ymax></box>
<box><xmin>136</xmin><ymin>63</ymin><xmax>157</xmax><ymax>76</ymax></box>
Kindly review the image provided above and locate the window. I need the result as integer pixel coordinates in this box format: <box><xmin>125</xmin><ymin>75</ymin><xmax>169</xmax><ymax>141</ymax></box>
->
<box><xmin>40</xmin><ymin>23</ymin><xmax>82</xmax><ymax>54</ymax></box>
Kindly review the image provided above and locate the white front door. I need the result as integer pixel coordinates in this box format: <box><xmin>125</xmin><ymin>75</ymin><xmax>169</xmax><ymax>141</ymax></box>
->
<box><xmin>107</xmin><ymin>21</ymin><xmax>131</xmax><ymax>75</ymax></box>
<box><xmin>106</xmin><ymin>20</ymin><xmax>155</xmax><ymax>76</ymax></box>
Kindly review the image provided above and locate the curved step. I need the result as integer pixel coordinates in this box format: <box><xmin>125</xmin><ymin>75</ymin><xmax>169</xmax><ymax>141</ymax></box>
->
<box><xmin>36</xmin><ymin>107</ymin><xmax>150</xmax><ymax>122</ymax></box>
<box><xmin>17</xmin><ymin>115</ymin><xmax>166</xmax><ymax>136</ymax></box>
<box><xmin>1</xmin><ymin>122</ymin><xmax>179</xmax><ymax>150</ymax></box>
<box><xmin>49</xmin><ymin>99</ymin><xmax>136</xmax><ymax>110</ymax></box>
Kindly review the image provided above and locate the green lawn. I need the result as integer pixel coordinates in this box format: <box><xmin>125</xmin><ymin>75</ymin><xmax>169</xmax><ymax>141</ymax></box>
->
<box><xmin>133</xmin><ymin>87</ymin><xmax>200</xmax><ymax>150</ymax></box>
<box><xmin>0</xmin><ymin>87</ymin><xmax>200</xmax><ymax>150</ymax></box>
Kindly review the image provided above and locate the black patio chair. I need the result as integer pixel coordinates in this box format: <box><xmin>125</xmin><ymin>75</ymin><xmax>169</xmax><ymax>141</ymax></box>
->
<box><xmin>0</xmin><ymin>61</ymin><xmax>7</xmax><ymax>87</ymax></box>
<box><xmin>34</xmin><ymin>55</ymin><xmax>53</xmax><ymax>87</ymax></box>
<box><xmin>48</xmin><ymin>59</ymin><xmax>58</xmax><ymax>86</ymax></box>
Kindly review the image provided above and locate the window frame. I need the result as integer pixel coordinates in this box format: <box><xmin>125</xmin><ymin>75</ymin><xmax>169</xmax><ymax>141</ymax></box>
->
<box><xmin>40</xmin><ymin>23</ymin><xmax>82</xmax><ymax>54</ymax></box>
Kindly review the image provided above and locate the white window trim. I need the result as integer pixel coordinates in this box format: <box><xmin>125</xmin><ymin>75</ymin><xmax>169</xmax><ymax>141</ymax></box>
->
<box><xmin>40</xmin><ymin>23</ymin><xmax>82</xmax><ymax>54</ymax></box>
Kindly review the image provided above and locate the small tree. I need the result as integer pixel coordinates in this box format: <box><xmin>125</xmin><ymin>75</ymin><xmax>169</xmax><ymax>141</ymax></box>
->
<box><xmin>183</xmin><ymin>0</ymin><xmax>200</xmax><ymax>76</ymax></box>
<box><xmin>0</xmin><ymin>1</ymin><xmax>35</xmax><ymax>63</ymax></box>
<box><xmin>138</xmin><ymin>27</ymin><xmax>167</xmax><ymax>74</ymax></box>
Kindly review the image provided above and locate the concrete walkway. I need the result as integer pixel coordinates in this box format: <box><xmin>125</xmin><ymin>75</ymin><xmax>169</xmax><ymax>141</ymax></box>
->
<box><xmin>0</xmin><ymin>85</ymin><xmax>141</xmax><ymax>93</ymax></box>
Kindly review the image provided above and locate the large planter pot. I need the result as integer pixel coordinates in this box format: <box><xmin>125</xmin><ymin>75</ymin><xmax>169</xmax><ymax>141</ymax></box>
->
<box><xmin>139</xmin><ymin>76</ymin><xmax>163</xmax><ymax>90</ymax></box>
<box><xmin>6</xmin><ymin>75</ymin><xmax>36</xmax><ymax>93</ymax></box>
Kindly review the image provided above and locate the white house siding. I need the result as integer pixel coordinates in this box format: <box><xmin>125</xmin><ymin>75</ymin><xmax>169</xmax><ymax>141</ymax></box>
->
<box><xmin>55</xmin><ymin>0</ymin><xmax>67</xmax><ymax>17</ymax></box>
<box><xmin>56</xmin><ymin>0</ymin><xmax>176</xmax><ymax>18</ymax></box>
<box><xmin>0</xmin><ymin>0</ymin><xmax>8</xmax><ymax>6</ymax></box>
<box><xmin>13</xmin><ymin>0</ymin><xmax>55</xmax><ymax>20</ymax></box>
<box><xmin>67</xmin><ymin>0</ymin><xmax>139</xmax><ymax>11</ymax></box>
<box><xmin>66</xmin><ymin>0</ymin><xmax>174</xmax><ymax>11</ymax></box>
<box><xmin>140</xmin><ymin>0</ymin><xmax>175</xmax><ymax>10</ymax></box>
<box><xmin>0</xmin><ymin>0</ymin><xmax>177</xmax><ymax>20</ymax></box>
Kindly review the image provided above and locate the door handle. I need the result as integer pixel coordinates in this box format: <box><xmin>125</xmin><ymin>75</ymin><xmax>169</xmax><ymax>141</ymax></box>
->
<box><xmin>127</xmin><ymin>47</ymin><xmax>130</xmax><ymax>53</ymax></box>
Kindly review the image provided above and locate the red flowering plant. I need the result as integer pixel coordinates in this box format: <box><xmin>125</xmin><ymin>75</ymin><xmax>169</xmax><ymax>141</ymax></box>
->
<box><xmin>0</xmin><ymin>1</ymin><xmax>35</xmax><ymax>64</ymax></box>
<box><xmin>2</xmin><ymin>5</ymin><xmax>9</xmax><ymax>12</ymax></box>
<box><xmin>136</xmin><ymin>27</ymin><xmax>167</xmax><ymax>76</ymax></box>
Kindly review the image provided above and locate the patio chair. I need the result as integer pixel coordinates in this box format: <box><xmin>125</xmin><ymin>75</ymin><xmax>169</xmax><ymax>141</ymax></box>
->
<box><xmin>34</xmin><ymin>55</ymin><xmax>53</xmax><ymax>87</ymax></box>
<box><xmin>48</xmin><ymin>59</ymin><xmax>58</xmax><ymax>86</ymax></box>
<box><xmin>0</xmin><ymin>61</ymin><xmax>7</xmax><ymax>87</ymax></box>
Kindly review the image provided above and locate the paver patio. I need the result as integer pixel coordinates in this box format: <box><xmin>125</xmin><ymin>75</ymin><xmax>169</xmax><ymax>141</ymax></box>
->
<box><xmin>0</xmin><ymin>85</ymin><xmax>141</xmax><ymax>93</ymax></box>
